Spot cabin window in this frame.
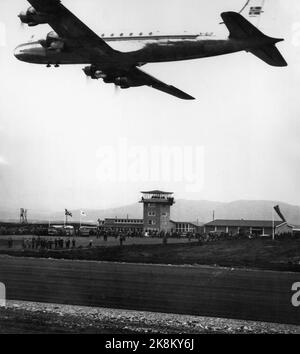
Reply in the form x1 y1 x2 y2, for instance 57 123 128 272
101 34 105 37
139 32 143 36
129 33 133 36
149 32 153 36
110 33 114 37
120 33 124 36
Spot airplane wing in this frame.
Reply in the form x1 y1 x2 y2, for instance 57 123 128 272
127 68 195 100
26 0 117 56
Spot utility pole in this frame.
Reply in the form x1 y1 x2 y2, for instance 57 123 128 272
272 207 275 241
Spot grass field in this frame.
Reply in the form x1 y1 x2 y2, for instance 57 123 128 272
1 236 300 272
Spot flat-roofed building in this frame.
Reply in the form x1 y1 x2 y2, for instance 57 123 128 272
101 218 144 233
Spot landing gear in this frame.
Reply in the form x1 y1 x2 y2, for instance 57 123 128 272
46 63 60 68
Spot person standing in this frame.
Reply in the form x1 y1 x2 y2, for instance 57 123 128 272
8 237 13 248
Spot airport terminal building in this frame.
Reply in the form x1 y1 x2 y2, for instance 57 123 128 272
99 190 201 235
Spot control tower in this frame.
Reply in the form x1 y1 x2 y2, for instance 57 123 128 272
140 190 175 233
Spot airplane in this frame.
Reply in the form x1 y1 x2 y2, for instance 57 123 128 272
14 0 287 100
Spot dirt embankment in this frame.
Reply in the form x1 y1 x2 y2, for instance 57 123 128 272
1 301 299 334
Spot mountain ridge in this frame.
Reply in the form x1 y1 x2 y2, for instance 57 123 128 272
1 199 300 225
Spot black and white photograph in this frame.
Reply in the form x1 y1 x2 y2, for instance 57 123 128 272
0 0 300 341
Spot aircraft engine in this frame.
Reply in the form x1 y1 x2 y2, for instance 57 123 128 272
18 6 48 26
83 65 107 80
114 77 131 89
46 31 65 50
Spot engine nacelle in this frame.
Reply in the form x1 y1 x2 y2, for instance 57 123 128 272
83 65 107 80
114 77 131 89
18 6 48 27
45 31 65 50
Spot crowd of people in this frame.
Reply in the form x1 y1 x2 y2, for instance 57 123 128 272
3 230 297 251
20 237 77 250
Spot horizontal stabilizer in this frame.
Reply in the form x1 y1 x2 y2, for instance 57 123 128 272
249 44 287 67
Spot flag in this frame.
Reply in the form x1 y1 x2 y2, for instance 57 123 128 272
65 209 73 217
80 210 87 217
274 205 286 223
249 6 264 16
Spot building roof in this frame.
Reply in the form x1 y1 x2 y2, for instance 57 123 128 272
275 222 294 229
104 218 143 224
141 190 173 195
205 219 282 228
170 220 199 227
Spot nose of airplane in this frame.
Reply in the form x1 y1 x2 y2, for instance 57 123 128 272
14 45 23 60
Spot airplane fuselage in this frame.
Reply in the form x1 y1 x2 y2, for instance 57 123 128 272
14 33 262 68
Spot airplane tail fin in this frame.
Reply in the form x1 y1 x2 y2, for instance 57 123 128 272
221 11 287 67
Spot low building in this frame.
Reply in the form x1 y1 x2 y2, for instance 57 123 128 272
204 219 282 236
100 218 144 234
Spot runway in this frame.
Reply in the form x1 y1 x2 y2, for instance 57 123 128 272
0 256 299 325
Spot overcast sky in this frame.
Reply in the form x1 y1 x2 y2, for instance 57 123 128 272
0 0 300 214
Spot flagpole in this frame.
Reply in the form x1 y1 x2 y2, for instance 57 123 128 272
80 211 81 229
272 207 275 241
